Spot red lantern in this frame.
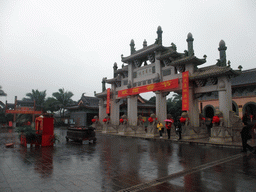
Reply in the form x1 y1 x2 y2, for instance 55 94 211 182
148 117 153 123
119 119 124 123
180 117 186 123
212 116 220 123
91 119 96 123
103 118 107 122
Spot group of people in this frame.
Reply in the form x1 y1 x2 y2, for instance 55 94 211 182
241 112 256 154
157 118 182 140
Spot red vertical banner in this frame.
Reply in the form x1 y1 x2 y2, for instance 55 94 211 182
182 71 189 111
106 88 110 114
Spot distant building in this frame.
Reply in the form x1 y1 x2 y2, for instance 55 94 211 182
67 94 155 126
66 94 99 126
199 68 256 119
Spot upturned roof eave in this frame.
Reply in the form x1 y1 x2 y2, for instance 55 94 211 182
170 56 206 66
121 44 167 63
156 50 182 60
106 77 121 84
95 91 107 98
190 66 241 80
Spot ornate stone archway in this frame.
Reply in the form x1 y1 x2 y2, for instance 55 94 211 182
96 26 241 139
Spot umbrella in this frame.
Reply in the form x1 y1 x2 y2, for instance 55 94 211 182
164 119 174 123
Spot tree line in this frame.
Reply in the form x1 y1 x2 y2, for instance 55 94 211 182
0 88 74 125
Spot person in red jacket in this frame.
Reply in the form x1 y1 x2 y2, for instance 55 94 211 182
165 118 174 139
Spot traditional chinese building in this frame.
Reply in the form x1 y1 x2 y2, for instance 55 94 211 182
96 26 241 130
66 94 99 126
67 93 155 126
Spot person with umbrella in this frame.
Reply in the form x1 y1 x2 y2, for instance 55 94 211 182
165 118 174 139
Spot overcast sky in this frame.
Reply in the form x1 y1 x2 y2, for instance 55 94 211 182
0 0 256 104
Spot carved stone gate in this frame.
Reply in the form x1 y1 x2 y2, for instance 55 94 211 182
96 26 241 142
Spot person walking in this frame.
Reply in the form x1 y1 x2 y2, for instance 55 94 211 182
240 123 256 153
165 118 174 139
157 121 164 138
174 119 182 140
242 112 250 125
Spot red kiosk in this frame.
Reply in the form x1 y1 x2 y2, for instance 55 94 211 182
35 115 54 147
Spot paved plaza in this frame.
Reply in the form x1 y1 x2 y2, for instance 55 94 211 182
1 127 256 192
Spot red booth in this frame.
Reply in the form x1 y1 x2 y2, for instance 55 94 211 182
35 115 54 147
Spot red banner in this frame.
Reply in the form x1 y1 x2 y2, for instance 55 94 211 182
118 78 179 97
182 71 189 111
5 109 42 114
106 88 110 114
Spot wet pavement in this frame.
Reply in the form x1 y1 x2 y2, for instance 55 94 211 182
1 127 256 192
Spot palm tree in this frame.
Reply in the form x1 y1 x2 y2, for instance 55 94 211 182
0 86 7 96
44 97 59 114
25 89 47 110
52 88 74 117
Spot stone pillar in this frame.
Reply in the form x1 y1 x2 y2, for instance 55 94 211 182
186 32 194 56
99 98 107 123
110 97 119 126
127 95 138 126
155 91 167 123
188 87 199 127
218 76 232 127
218 40 227 67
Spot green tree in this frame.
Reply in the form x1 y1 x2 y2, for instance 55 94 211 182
25 89 47 110
0 86 7 96
44 97 59 114
148 96 156 103
52 88 74 117
167 93 182 120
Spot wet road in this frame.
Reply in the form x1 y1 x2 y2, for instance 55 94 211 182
1 127 256 192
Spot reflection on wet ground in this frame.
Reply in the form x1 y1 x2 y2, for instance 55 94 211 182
1 127 256 192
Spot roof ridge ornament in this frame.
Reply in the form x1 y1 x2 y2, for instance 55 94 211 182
143 39 147 48
186 32 194 56
156 26 163 45
217 40 227 67
171 42 177 51
130 39 136 54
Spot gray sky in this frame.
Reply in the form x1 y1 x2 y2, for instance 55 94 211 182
1 0 256 103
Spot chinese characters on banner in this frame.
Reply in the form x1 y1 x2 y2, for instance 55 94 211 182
182 71 189 111
118 78 179 97
106 88 110 114
5 107 42 114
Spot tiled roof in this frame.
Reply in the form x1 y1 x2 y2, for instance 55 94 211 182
67 95 99 110
6 103 15 109
156 48 181 60
231 68 256 86
106 75 121 84
190 65 241 80
122 44 166 63
79 95 99 108
116 65 128 74
171 56 206 66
